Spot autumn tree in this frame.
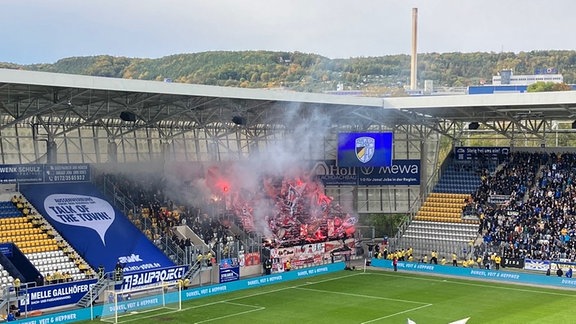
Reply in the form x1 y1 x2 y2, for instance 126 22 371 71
527 81 572 92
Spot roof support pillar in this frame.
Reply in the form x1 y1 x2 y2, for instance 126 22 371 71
46 140 57 164
419 138 428 203
107 140 117 163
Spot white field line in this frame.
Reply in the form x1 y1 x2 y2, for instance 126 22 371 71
294 285 432 324
361 304 433 324
152 272 365 323
369 271 576 297
293 286 430 305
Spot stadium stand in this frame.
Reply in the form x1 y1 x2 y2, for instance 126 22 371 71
94 171 224 268
0 194 95 285
477 152 576 262
394 151 576 268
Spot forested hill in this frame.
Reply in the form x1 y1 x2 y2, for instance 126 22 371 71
2 50 576 93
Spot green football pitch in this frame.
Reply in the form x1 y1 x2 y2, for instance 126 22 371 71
81 268 576 324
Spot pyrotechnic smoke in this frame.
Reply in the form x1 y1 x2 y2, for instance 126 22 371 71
101 101 355 244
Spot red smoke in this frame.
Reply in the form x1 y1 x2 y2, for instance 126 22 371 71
205 165 356 247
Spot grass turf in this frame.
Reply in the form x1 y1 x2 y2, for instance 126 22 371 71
81 268 576 324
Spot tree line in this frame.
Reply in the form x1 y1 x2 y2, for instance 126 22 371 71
3 50 576 94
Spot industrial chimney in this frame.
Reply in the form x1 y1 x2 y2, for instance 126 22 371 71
410 8 418 91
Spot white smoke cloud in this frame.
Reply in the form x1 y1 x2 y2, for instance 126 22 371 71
99 101 343 243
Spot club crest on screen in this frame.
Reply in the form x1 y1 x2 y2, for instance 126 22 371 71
355 136 375 163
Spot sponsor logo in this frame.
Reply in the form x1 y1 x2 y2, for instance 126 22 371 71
122 266 187 290
119 254 143 264
360 167 374 175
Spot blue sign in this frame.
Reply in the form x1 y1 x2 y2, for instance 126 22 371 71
19 279 97 312
358 159 420 186
313 160 420 186
0 243 12 257
44 164 91 182
337 132 393 168
371 259 576 290
219 266 240 283
0 164 91 184
0 164 44 183
20 182 175 274
14 309 90 324
454 147 510 161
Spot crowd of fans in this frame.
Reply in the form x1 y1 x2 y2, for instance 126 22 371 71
466 151 576 263
101 166 359 255
224 173 357 247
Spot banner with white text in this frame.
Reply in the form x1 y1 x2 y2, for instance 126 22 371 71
20 183 175 274
0 163 90 183
19 279 97 312
313 159 420 186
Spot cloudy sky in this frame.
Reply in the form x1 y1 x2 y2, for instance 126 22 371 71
3 0 575 64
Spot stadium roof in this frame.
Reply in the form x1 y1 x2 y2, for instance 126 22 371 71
1 68 576 135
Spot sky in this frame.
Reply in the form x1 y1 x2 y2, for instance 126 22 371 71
3 0 576 65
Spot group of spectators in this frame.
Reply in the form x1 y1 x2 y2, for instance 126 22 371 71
465 151 576 263
223 172 357 247
99 171 237 262
101 167 359 259
373 243 506 270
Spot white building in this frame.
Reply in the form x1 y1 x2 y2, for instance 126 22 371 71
492 69 563 86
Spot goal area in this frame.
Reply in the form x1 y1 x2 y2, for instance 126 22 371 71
98 281 182 323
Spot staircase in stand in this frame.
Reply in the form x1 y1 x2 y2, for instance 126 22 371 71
0 291 26 311
183 261 202 281
76 276 123 308
396 192 480 259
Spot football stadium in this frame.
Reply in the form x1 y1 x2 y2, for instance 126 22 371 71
1 68 576 323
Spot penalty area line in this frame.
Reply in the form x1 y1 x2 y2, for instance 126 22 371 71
221 301 266 309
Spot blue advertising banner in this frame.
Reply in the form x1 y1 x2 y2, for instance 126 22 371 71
313 160 420 186
20 183 175 274
371 259 576 290
357 159 420 186
184 263 343 301
19 279 97 312
454 147 510 161
44 164 91 182
0 164 43 183
219 266 240 283
0 164 91 184
14 308 90 324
